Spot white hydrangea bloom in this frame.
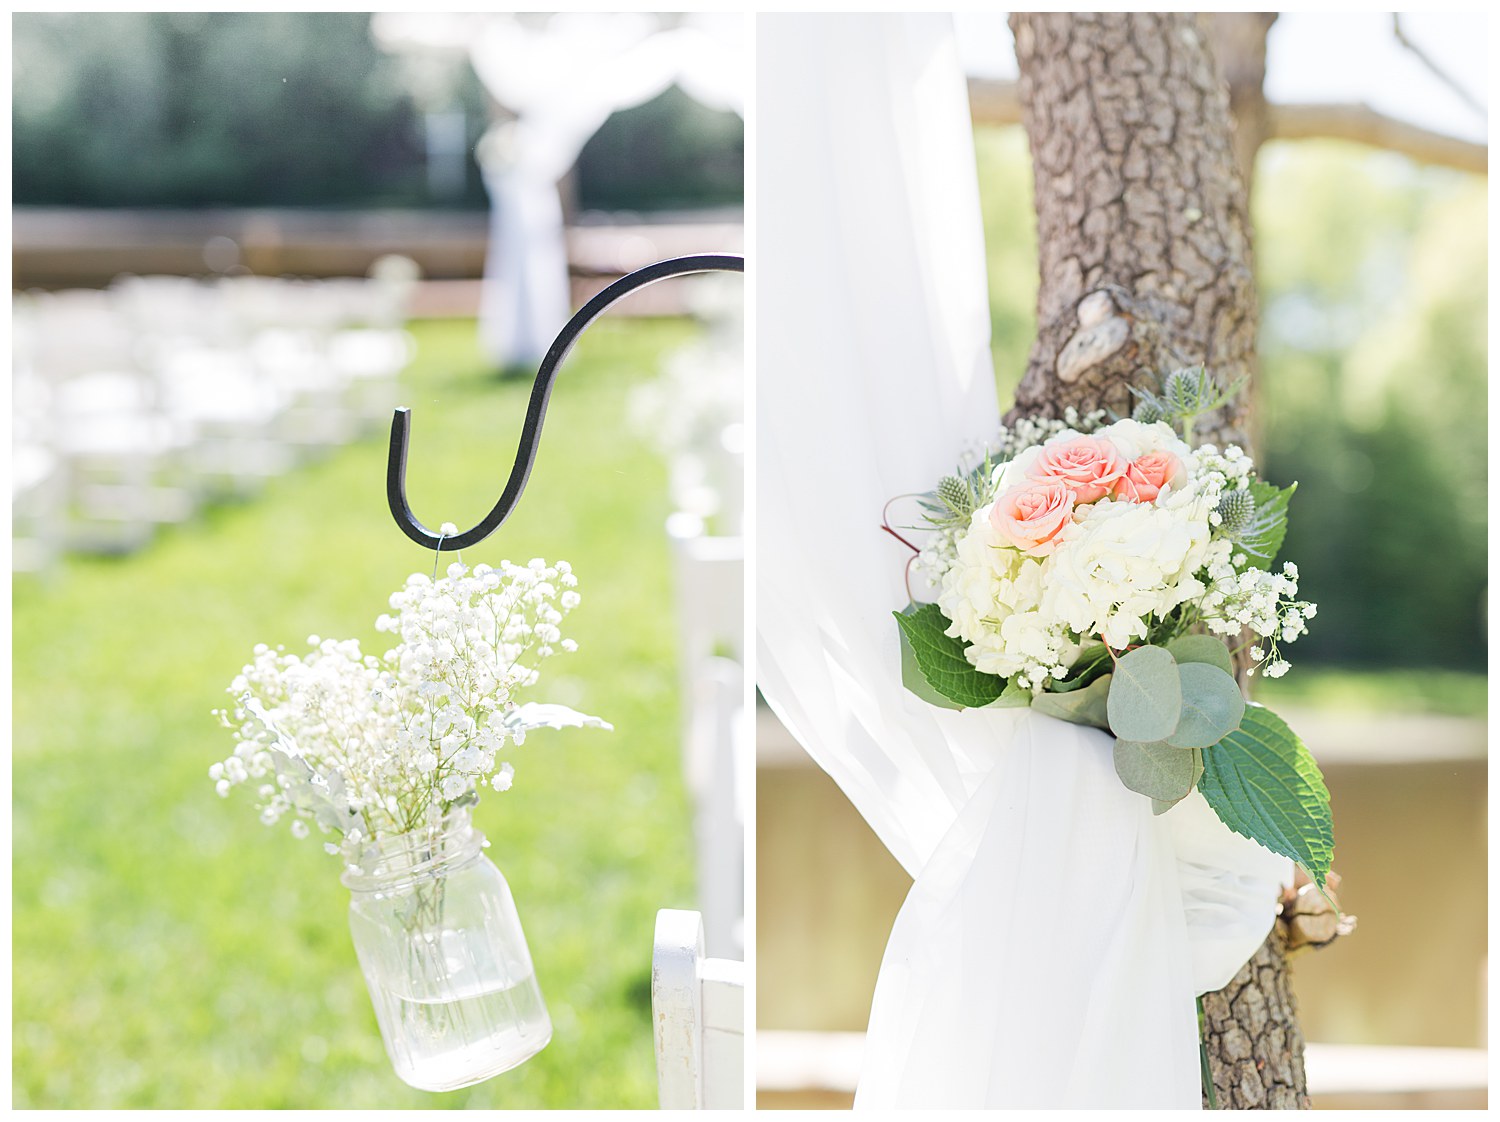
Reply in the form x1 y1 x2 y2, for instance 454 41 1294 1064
1042 495 1213 649
1096 418 1193 463
937 508 1083 686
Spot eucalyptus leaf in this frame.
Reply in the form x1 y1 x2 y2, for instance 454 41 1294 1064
1032 673 1112 731
1150 749 1205 816
1165 634 1234 676
1114 737 1196 801
893 603 1005 709
1168 663 1247 749
1198 704 1334 891
1107 645 1181 742
985 679 1035 708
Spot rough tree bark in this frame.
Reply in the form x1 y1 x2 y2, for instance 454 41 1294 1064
1008 12 1309 1109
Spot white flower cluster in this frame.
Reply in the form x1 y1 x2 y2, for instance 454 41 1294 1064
926 416 1314 691
913 525 964 588
1194 442 1253 525
989 407 1109 464
1201 557 1315 678
212 559 589 853
936 513 1084 688
1037 487 1217 649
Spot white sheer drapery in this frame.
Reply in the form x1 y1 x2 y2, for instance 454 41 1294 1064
756 13 1291 1109
467 14 744 367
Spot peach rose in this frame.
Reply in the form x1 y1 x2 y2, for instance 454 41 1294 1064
990 478 1077 555
1113 450 1186 503
1030 435 1126 504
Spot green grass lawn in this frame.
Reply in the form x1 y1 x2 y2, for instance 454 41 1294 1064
1256 666 1487 719
13 316 702 1109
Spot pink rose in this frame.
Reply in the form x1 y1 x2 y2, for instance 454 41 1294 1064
1030 435 1126 504
1113 450 1186 503
990 479 1077 555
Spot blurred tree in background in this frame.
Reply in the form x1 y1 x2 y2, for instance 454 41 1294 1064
13 13 433 208
578 84 745 212
1255 144 1486 669
12 12 743 212
976 128 1486 673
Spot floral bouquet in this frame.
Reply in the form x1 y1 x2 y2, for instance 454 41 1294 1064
893 369 1334 894
212 554 609 1090
212 557 607 849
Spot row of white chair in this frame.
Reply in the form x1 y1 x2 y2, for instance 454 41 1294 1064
12 267 419 570
653 292 748 1105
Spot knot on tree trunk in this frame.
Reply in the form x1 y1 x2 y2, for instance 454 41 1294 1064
1280 869 1357 953
1057 291 1131 383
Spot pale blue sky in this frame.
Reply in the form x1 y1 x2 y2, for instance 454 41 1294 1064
954 12 1487 146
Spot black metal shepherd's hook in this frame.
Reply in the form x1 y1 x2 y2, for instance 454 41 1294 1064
387 253 744 551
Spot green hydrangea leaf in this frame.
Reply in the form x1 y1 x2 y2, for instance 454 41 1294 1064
1165 634 1234 676
894 603 1005 709
1114 737 1196 801
985 680 1034 708
1240 480 1296 570
1050 644 1111 693
1168 663 1247 749
1033 673 1112 730
1198 703 1334 890
1107 645 1181 741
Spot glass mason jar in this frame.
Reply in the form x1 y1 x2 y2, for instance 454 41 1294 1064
341 805 551 1091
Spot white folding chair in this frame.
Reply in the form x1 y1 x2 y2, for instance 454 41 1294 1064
327 327 412 429
667 515 745 958
652 908 745 1110
23 289 203 553
154 343 294 497
666 514 744 672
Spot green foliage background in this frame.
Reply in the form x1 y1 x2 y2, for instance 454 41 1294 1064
11 13 744 212
974 128 1488 672
12 318 701 1108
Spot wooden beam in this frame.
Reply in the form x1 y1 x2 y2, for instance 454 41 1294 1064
1270 101 1487 175
967 78 1488 175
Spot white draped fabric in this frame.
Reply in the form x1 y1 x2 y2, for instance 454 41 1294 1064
756 13 1292 1109
467 14 745 367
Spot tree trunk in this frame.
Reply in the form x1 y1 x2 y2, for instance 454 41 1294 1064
1008 12 1307 1109
1202 924 1311 1108
1007 12 1254 451
1201 13 1279 190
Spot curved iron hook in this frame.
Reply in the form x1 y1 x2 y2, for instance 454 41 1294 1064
387 253 744 551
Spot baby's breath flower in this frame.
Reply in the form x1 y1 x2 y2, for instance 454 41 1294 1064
213 559 595 852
